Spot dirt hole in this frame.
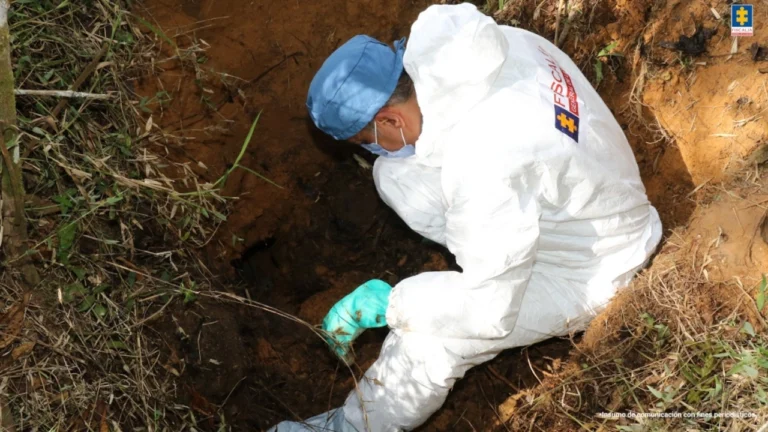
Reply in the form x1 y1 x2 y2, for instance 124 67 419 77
130 0 757 429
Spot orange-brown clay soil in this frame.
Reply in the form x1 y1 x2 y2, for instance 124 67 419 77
134 0 768 430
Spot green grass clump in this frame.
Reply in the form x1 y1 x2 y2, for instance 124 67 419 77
1 0 234 429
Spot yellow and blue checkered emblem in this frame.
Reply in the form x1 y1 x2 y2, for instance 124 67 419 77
731 4 754 36
554 105 579 142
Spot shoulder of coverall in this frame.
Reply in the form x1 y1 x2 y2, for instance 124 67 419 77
405 3 509 165
372 157 440 190
373 157 444 202
372 157 448 247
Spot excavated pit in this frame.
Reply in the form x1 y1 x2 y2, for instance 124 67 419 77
128 0 750 429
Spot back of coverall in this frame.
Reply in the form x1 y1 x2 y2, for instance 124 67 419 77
275 4 662 431
342 4 662 430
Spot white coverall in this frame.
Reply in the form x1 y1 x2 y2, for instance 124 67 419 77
273 3 662 431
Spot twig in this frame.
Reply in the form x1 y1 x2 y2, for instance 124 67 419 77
245 52 303 88
14 89 115 100
219 376 247 409
525 349 544 385
0 123 38 285
56 42 109 111
747 210 767 266
554 0 566 47
488 365 520 392
557 4 579 47
250 381 304 422
0 124 24 218
478 377 512 432
130 296 173 328
738 196 768 210
31 337 88 365
734 276 768 328
686 177 712 197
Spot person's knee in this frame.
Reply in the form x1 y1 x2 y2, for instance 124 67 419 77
343 332 501 431
384 332 495 390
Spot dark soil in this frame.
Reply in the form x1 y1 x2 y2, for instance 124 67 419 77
147 149 577 430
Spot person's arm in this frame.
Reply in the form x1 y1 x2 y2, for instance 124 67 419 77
373 158 447 246
386 163 540 339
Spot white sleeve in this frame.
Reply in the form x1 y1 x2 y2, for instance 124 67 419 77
385 161 540 340
373 158 446 246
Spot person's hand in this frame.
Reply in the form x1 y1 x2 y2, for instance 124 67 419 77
321 279 392 363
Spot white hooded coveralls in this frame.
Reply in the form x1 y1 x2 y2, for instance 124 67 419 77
272 3 662 431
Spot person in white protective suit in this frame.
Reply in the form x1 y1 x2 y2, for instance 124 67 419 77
270 3 662 431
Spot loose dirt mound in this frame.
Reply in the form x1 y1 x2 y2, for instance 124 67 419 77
497 178 768 431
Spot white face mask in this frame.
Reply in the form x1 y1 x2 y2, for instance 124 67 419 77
361 123 415 158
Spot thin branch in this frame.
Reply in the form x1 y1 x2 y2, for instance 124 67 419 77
13 89 115 100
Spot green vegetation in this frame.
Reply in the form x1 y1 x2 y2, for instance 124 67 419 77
594 40 622 86
0 0 231 428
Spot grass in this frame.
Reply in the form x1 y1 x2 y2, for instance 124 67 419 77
213 111 284 190
594 40 621 86
0 0 240 429
501 222 768 431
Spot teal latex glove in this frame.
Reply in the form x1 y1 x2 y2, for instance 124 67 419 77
321 279 392 363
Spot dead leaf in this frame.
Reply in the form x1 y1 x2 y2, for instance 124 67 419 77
11 341 35 360
0 396 16 432
96 399 109 432
760 214 768 246
607 388 624 411
162 344 183 377
0 293 31 349
95 61 114 70
54 160 93 181
49 391 70 405
28 376 47 391
162 363 180 377
188 386 215 417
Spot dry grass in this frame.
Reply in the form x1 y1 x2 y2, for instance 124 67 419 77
500 221 768 431
0 0 241 429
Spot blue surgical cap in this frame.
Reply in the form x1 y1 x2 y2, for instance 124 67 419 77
307 36 406 140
